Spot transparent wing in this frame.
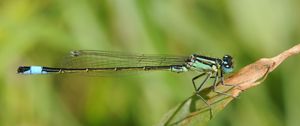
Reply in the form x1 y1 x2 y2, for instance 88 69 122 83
60 50 188 69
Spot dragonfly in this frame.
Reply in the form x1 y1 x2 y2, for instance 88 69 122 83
17 50 234 118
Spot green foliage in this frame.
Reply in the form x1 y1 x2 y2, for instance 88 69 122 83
1 0 300 125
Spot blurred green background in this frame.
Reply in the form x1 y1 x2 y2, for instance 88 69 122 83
1 0 300 125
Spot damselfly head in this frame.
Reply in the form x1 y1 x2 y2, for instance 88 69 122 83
221 55 234 73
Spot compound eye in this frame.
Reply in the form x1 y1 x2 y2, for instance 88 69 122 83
223 55 232 60
223 61 228 65
222 55 233 68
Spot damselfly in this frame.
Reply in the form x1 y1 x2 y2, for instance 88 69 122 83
17 50 234 118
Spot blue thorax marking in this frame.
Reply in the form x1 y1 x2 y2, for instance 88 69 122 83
186 54 218 72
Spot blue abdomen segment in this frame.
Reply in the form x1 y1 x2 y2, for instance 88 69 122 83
17 66 48 74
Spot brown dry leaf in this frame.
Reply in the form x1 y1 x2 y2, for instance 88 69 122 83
158 44 300 126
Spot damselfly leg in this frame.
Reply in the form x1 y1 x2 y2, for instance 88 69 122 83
212 72 237 98
192 72 236 119
192 73 206 91
192 72 213 119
